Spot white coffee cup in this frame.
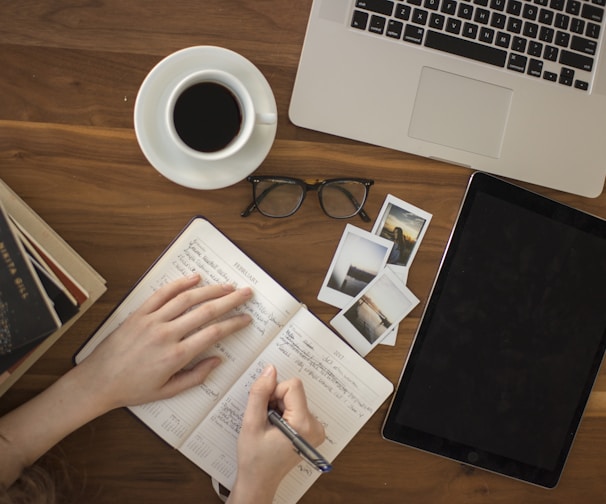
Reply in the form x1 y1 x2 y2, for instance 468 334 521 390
166 69 276 162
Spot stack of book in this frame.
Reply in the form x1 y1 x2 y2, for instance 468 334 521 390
0 178 106 396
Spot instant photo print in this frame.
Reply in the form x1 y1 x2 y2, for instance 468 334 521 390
318 225 393 309
331 268 419 357
371 195 432 278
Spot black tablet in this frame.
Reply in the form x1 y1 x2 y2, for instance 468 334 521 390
382 172 606 488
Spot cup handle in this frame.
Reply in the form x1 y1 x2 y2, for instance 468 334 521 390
256 112 277 125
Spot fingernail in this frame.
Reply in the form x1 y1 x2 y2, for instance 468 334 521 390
222 283 236 292
261 364 275 377
240 286 253 297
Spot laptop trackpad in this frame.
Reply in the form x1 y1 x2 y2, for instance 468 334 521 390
409 67 513 158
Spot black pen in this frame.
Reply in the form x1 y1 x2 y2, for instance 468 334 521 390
267 409 332 473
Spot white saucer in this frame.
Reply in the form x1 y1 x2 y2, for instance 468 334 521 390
134 46 277 190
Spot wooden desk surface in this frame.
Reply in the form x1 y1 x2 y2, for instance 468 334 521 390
1 2 605 502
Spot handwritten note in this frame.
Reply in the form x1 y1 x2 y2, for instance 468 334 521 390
180 309 393 504
76 218 301 447
75 218 393 504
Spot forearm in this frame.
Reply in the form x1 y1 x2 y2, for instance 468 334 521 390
0 278 254 488
0 364 112 487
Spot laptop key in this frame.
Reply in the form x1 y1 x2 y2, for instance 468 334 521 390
565 0 581 15
539 8 554 24
544 44 559 60
463 21 480 37
550 0 565 10
424 30 507 66
480 26 496 42
351 10 370 29
441 0 458 14
395 4 412 19
555 13 570 29
574 79 589 90
430 13 447 28
355 0 395 15
496 31 512 46
581 3 604 22
491 12 507 28
412 8 430 24
446 17 463 33
559 49 594 70
559 67 574 85
528 40 543 56
507 52 527 71
571 35 597 55
555 30 570 46
507 0 522 15
404 24 425 42
543 70 558 80
528 58 543 76
512 35 527 51
586 22 600 39
369 14 387 33
387 19 405 37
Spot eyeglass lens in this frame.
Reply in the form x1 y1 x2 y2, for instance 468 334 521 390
253 178 369 218
254 179 305 217
320 180 368 218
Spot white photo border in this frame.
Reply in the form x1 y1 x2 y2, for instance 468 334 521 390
330 267 419 357
318 224 393 309
371 194 433 271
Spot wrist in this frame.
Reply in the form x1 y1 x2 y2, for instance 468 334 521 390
227 474 281 504
57 364 117 420
69 358 123 414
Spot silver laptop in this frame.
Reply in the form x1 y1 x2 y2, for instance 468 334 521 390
289 0 606 197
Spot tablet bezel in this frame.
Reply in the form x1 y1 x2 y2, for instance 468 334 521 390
382 172 606 488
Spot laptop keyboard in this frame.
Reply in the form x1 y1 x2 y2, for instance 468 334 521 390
351 0 604 91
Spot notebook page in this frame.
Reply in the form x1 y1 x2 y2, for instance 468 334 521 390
180 308 394 504
75 217 301 447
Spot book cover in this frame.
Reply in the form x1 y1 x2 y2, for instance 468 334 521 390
0 202 61 355
0 177 106 395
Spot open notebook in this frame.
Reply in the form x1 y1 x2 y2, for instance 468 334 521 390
75 217 393 504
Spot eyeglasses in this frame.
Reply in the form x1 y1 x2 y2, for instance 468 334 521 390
241 176 374 221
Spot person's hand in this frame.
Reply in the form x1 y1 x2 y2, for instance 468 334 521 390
228 365 326 504
0 274 253 487
77 274 253 411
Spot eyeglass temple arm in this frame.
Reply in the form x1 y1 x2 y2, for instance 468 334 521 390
240 200 257 217
357 207 371 222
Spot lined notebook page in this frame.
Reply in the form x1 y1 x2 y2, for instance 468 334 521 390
180 308 394 504
75 218 302 447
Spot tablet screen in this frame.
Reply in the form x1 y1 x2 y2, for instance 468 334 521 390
382 173 606 488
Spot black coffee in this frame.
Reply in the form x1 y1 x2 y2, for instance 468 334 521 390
173 82 242 153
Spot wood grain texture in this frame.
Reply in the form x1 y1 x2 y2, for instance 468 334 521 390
1 1 605 502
